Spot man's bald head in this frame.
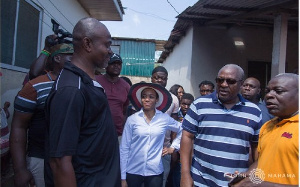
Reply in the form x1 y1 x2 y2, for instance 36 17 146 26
70 17 112 71
218 64 245 81
246 77 260 88
265 73 298 119
274 73 299 87
72 17 110 52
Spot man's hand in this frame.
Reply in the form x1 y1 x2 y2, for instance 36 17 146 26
181 172 194 187
232 176 255 187
121 179 128 187
3 101 10 118
4 101 10 109
162 147 175 156
44 34 58 50
14 168 35 187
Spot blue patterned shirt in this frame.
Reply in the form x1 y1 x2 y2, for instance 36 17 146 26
182 92 262 187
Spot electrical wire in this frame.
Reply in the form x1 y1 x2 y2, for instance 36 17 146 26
127 7 175 22
166 0 179 15
35 0 73 31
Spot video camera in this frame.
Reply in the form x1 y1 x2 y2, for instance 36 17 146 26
47 19 72 45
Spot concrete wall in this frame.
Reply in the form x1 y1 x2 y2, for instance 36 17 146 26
190 26 274 97
191 26 298 98
32 0 89 49
163 28 194 96
163 25 298 99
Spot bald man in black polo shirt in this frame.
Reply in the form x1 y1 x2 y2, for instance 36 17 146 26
45 18 121 187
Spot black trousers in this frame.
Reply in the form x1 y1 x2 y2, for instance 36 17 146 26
126 172 163 187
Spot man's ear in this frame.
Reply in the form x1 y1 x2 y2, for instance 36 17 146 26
53 55 61 64
83 37 92 53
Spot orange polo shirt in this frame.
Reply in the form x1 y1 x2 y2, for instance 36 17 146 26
257 114 299 185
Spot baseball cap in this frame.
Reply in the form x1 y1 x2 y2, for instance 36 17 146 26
50 43 74 57
109 53 122 64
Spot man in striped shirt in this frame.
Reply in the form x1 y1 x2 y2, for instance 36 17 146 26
10 43 73 187
180 64 262 187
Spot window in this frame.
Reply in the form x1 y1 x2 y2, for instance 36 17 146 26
1 0 41 70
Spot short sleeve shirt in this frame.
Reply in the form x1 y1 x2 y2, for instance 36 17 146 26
96 75 130 136
257 114 298 185
14 72 55 158
45 62 121 187
182 92 262 186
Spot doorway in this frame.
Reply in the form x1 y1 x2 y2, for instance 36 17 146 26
247 61 271 100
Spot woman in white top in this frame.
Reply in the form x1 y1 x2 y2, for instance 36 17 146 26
120 82 182 187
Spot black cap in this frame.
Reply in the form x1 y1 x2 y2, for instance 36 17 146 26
109 53 122 64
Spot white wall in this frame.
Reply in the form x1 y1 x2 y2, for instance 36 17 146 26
190 26 275 98
190 25 298 98
165 25 298 99
190 26 273 98
163 28 194 96
32 0 89 49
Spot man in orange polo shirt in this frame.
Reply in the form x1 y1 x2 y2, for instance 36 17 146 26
234 73 298 186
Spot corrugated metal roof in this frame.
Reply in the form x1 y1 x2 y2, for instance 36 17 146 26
158 0 298 63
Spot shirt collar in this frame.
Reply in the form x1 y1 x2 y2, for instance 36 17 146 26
275 113 299 125
92 80 104 89
137 108 163 116
64 61 93 85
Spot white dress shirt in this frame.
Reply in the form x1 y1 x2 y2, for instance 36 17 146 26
163 93 180 147
120 109 182 179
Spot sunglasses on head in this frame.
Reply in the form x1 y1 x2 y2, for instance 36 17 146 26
215 77 242 85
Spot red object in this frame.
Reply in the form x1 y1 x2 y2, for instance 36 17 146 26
281 132 293 139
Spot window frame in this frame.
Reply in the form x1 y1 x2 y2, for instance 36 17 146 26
1 0 42 72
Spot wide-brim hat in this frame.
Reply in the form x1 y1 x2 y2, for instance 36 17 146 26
128 82 172 113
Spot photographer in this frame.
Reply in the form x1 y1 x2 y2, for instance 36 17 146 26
28 34 58 81
23 19 72 85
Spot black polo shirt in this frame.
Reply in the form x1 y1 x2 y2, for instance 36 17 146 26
45 62 121 187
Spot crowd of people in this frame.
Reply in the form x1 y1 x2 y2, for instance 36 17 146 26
0 17 298 187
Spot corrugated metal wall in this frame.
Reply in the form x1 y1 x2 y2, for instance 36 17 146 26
112 39 155 77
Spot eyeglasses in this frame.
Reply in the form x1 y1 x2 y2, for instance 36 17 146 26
215 77 242 85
